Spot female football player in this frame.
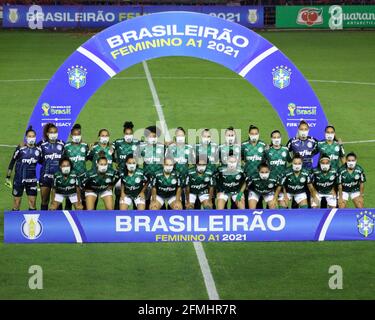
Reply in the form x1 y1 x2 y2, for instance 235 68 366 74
279 154 320 208
149 157 182 210
317 125 345 170
218 126 241 166
81 152 119 210
38 123 65 210
49 157 83 210
311 154 338 208
119 154 148 210
247 162 281 209
87 128 114 168
6 126 42 211
338 152 366 208
185 158 214 209
265 130 291 179
215 155 246 210
113 121 140 210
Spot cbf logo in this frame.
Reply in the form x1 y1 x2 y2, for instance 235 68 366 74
272 66 292 89
8 8 19 23
21 214 43 240
356 210 375 238
67 66 87 89
41 103 50 116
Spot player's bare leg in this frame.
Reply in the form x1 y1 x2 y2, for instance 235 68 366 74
73 202 83 210
40 186 51 210
102 195 113 210
12 196 22 211
248 199 258 209
27 195 36 210
352 196 364 208
201 199 212 209
235 198 245 209
85 195 97 210
216 195 227 210
49 201 61 210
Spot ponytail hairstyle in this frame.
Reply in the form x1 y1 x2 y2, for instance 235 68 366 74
248 124 259 133
43 123 57 140
71 123 81 134
96 150 108 163
123 121 134 133
25 125 36 136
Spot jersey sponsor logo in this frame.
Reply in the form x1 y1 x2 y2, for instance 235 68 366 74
70 155 85 162
21 158 38 165
356 211 375 238
270 159 285 166
272 65 291 89
21 214 43 240
246 154 262 161
44 153 61 160
67 65 87 89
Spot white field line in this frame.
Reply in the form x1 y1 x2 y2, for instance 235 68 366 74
1 139 375 149
142 60 220 301
0 77 375 86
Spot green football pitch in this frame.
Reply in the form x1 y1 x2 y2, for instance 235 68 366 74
0 30 374 299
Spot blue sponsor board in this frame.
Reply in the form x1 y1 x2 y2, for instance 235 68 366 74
3 5 264 29
4 209 375 243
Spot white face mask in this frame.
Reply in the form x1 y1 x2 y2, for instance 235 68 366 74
202 137 211 144
164 165 174 173
272 138 281 146
176 136 185 144
225 136 235 145
325 133 335 141
293 164 302 172
259 172 270 180
97 164 108 173
126 163 136 172
227 161 237 170
320 163 330 171
72 135 81 144
347 160 356 169
61 166 71 175
148 137 157 145
48 132 58 141
249 134 259 143
124 134 133 143
99 136 109 145
298 130 309 139
197 165 207 173
26 137 36 145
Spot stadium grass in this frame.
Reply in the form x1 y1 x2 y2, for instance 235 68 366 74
0 30 374 299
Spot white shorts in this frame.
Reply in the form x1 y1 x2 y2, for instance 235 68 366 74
120 195 146 206
54 193 78 204
248 191 275 203
311 193 337 207
188 193 210 204
217 192 242 202
280 192 307 204
156 195 177 206
85 190 113 198
342 191 361 201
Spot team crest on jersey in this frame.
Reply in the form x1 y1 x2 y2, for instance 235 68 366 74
80 147 86 153
70 179 76 184
171 179 177 184
135 177 141 183
272 66 292 89
335 146 340 152
236 174 241 180
307 142 313 148
356 211 375 238
35 150 40 157
204 177 210 182
355 174 360 180
21 214 43 240
105 178 111 183
282 151 287 157
132 145 137 151
329 175 335 181
258 147 263 153
57 145 63 151
268 183 274 188
67 66 87 89
300 177 306 183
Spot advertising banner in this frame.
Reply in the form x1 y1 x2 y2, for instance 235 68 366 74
4 209 375 243
276 5 375 29
3 5 264 29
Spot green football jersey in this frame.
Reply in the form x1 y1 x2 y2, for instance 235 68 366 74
53 171 79 195
317 141 345 169
139 142 165 179
87 144 114 168
120 168 147 198
214 166 245 194
247 173 279 195
312 168 338 194
112 138 140 172
63 142 89 176
218 143 241 166
241 140 266 177
338 164 366 193
152 171 181 199
195 142 219 173
186 167 214 195
166 143 195 186
264 146 291 179
280 167 311 195
81 167 119 193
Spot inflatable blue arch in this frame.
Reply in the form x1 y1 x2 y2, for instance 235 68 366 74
27 11 327 141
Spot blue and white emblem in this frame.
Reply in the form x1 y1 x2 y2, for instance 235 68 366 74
356 211 375 238
67 65 87 89
272 66 292 89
